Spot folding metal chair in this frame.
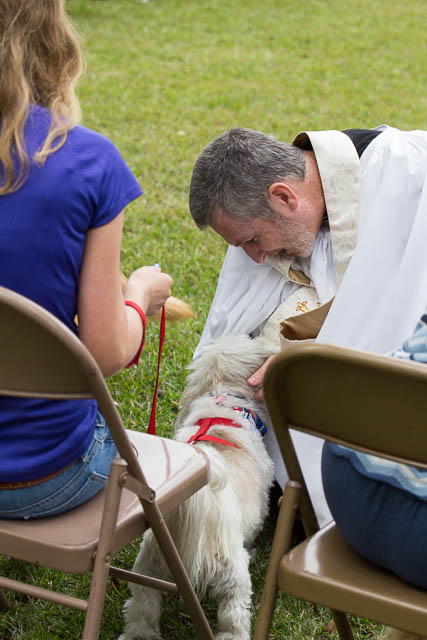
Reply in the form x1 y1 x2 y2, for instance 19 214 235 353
0 286 214 639
254 342 427 639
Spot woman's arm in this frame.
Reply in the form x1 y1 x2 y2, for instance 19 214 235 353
77 210 172 376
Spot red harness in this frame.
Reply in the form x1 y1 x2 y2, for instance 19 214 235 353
188 417 242 449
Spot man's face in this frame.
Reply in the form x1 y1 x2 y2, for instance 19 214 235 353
211 210 316 264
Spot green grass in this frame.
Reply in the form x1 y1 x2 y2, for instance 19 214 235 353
1 0 426 636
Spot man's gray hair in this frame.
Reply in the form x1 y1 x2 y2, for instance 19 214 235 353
189 127 306 228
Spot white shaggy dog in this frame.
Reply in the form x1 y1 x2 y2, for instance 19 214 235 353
119 334 277 640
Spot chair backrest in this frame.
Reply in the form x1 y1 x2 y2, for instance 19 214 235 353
263 342 427 533
0 287 215 640
0 286 144 482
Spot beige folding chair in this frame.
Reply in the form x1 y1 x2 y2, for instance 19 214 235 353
0 286 214 639
254 342 427 640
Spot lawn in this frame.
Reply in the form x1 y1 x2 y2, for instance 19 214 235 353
0 0 426 637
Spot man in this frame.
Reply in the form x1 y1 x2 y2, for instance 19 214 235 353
189 125 427 525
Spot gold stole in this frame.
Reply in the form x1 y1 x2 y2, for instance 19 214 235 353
259 262 333 349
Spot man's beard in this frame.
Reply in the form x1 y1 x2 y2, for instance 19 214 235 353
275 216 316 259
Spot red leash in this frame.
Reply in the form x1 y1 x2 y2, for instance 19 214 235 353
147 305 166 435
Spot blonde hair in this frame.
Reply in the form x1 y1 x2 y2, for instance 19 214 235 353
0 0 83 194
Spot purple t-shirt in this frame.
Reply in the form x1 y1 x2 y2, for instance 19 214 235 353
0 106 142 481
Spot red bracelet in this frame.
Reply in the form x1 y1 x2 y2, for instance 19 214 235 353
124 300 146 367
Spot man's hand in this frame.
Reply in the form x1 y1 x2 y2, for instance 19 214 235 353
247 354 277 403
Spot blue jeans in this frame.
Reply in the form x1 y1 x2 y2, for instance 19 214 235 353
0 413 117 520
322 440 427 589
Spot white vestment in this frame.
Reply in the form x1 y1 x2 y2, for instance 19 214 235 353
195 125 427 526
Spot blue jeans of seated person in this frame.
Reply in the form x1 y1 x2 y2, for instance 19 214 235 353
321 440 427 589
0 413 117 520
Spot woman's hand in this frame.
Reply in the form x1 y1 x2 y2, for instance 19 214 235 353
124 265 173 316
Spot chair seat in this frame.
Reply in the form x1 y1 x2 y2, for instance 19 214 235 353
0 431 209 573
279 521 427 635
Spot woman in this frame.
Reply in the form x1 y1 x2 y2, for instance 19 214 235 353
0 0 172 518
322 316 427 640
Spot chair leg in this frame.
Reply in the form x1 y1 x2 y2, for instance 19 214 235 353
253 481 301 640
82 459 126 640
331 609 354 640
0 587 9 611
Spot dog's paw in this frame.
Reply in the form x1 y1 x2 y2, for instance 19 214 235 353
118 624 162 640
215 633 250 640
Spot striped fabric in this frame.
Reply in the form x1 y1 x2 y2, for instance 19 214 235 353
334 313 427 500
